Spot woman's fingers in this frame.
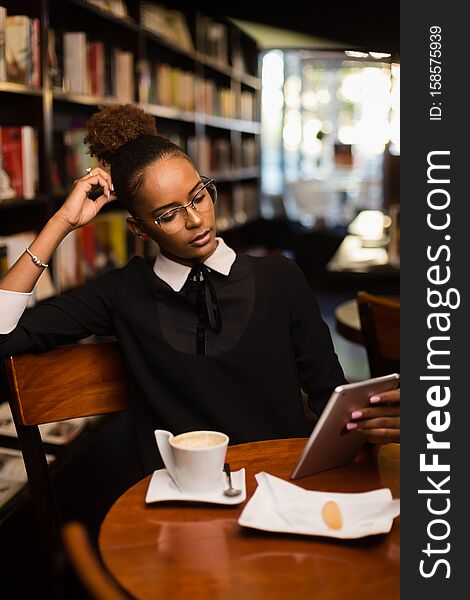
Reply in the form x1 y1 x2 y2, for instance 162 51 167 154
350 406 400 420
82 166 111 183
79 167 113 195
347 416 400 442
346 388 401 445
349 416 400 431
369 389 400 405
75 173 112 197
93 190 118 212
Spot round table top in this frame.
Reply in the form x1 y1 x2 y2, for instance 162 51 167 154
99 438 400 600
335 298 363 345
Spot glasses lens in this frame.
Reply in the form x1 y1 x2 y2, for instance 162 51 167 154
158 180 217 234
159 208 186 234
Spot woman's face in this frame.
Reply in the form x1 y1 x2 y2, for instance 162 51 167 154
129 156 218 263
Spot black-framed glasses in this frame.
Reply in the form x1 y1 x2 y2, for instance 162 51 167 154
135 176 217 234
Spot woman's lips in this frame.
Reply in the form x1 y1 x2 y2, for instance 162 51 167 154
190 230 211 247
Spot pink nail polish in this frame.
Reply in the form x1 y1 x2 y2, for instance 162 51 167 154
346 422 357 430
370 395 381 403
351 411 362 419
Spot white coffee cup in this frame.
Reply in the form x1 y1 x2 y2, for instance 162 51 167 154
155 429 229 494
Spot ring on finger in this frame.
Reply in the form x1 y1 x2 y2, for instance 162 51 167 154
86 167 96 176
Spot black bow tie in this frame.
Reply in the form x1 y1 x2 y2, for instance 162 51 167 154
183 262 223 332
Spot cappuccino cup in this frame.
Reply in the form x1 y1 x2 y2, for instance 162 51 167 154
155 429 229 494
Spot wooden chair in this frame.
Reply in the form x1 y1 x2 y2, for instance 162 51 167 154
356 291 400 377
61 520 130 600
0 341 130 555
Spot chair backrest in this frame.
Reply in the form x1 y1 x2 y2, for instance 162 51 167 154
61 520 130 600
356 291 400 378
0 341 130 554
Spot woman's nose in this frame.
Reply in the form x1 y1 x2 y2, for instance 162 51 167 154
185 205 203 226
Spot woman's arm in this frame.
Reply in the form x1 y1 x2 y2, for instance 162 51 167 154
1 167 115 294
285 257 400 444
0 167 118 357
285 257 347 417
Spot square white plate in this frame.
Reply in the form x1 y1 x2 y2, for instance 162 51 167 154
145 467 246 505
238 474 400 539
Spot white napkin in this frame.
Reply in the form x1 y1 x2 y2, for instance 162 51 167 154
238 472 400 539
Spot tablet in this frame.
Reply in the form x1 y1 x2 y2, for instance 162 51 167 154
290 373 400 479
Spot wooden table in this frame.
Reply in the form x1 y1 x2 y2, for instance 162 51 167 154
99 438 400 600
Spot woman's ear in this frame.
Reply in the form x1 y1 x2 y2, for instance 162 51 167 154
126 217 149 240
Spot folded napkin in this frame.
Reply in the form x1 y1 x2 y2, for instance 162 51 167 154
238 472 400 539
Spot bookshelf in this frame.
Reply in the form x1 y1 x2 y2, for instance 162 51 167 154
0 0 261 552
0 0 262 291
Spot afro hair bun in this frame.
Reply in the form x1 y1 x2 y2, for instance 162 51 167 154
84 104 158 165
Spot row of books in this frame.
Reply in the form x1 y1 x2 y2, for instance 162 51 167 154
48 28 134 101
138 62 257 120
86 0 129 19
187 135 259 174
140 1 194 52
0 8 41 86
53 211 136 292
197 79 237 120
0 126 39 201
0 213 133 299
215 182 260 231
139 3 249 74
139 61 195 111
49 127 258 194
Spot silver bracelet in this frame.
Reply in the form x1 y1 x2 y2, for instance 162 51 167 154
25 246 49 269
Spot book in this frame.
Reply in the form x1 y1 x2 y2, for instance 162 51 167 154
54 229 79 292
0 150 15 201
30 17 40 87
0 126 39 200
5 15 30 84
63 31 88 94
113 47 134 101
87 40 105 97
76 222 97 283
137 58 151 103
21 126 36 199
0 126 23 198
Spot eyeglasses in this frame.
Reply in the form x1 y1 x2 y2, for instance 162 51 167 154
135 176 217 234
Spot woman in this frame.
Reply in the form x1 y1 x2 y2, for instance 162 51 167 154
0 104 399 473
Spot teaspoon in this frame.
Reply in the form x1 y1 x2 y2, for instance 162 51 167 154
223 462 241 497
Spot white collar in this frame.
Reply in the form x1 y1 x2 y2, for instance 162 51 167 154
153 237 236 292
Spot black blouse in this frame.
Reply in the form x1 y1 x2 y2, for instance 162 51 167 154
0 254 347 474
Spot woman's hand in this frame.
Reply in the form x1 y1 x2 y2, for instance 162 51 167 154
347 388 400 444
55 167 117 231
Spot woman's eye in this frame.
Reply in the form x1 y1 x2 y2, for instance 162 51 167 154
193 194 205 204
159 212 177 223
